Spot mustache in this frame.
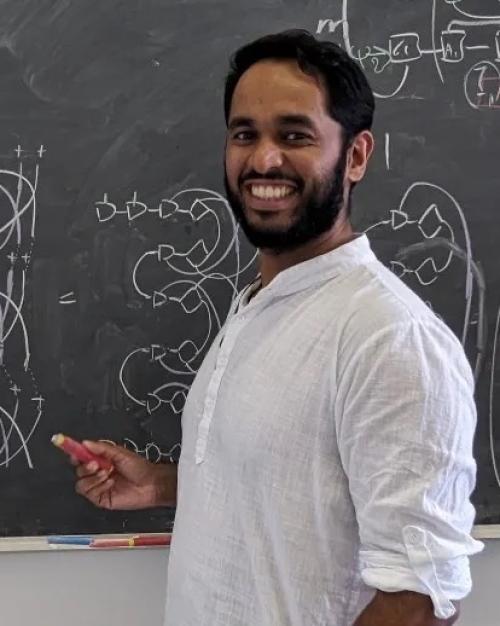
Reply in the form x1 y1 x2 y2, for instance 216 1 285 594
238 170 303 189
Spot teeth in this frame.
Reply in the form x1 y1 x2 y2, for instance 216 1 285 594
250 185 295 199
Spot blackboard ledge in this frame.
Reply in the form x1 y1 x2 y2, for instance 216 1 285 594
0 533 171 552
0 527 497 552
472 525 500 540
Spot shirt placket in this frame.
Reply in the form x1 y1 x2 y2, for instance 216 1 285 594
194 306 256 464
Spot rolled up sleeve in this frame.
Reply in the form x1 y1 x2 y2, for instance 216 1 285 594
335 317 484 619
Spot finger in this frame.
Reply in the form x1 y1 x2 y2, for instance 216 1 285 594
76 479 113 507
98 489 113 510
75 461 100 478
85 478 115 505
75 471 110 496
82 440 140 464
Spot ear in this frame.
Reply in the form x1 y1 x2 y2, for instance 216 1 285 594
346 130 375 184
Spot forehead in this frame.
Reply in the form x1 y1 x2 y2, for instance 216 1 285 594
229 59 330 121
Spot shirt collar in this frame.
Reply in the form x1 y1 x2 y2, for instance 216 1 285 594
244 234 375 305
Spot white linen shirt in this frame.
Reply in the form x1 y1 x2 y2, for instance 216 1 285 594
164 235 483 626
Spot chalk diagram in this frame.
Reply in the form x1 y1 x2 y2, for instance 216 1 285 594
94 187 255 462
489 305 500 490
362 177 500 492
317 0 500 109
0 145 44 469
317 0 500 490
364 180 485 378
99 437 181 464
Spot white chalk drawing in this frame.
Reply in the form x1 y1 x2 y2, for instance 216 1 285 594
316 1 500 492
464 60 500 109
0 146 44 469
96 437 180 464
489 306 500 489
59 291 76 305
95 186 256 462
123 439 181 464
364 177 500 486
364 180 485 380
98 179 490 466
316 0 500 109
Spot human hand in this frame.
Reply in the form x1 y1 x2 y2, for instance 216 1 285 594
73 440 174 510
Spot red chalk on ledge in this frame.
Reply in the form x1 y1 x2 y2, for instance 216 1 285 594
91 534 172 548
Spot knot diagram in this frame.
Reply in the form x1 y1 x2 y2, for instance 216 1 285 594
0 146 44 470
94 187 255 462
364 181 484 380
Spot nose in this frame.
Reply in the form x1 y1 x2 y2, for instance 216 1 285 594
249 139 284 174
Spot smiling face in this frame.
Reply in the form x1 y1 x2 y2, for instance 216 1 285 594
224 58 349 252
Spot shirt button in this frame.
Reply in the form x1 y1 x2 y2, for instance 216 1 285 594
406 529 421 546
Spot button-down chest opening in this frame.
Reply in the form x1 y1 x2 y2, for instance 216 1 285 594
194 297 261 464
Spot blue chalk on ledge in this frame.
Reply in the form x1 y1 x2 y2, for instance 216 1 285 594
47 536 93 546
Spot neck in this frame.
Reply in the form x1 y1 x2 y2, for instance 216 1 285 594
258 214 355 288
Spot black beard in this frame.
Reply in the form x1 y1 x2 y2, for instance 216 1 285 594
224 149 349 254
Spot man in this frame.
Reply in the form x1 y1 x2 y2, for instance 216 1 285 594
75 30 483 625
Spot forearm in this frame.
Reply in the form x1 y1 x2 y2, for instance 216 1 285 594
154 462 178 507
353 591 459 626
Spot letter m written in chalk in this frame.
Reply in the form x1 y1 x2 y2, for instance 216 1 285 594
316 19 343 35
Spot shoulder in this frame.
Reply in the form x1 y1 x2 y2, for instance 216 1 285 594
344 259 433 327
335 259 468 371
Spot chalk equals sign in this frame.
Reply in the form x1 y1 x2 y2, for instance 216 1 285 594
59 291 77 305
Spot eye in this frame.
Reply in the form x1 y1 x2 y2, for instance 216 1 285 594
282 131 311 143
231 130 255 142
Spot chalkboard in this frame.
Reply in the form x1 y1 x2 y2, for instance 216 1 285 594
1 0 499 537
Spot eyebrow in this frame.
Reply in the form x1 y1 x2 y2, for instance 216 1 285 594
227 117 254 131
277 114 316 130
228 114 317 131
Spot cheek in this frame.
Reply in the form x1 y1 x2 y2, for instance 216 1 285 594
287 150 326 184
316 153 343 184
225 148 244 187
